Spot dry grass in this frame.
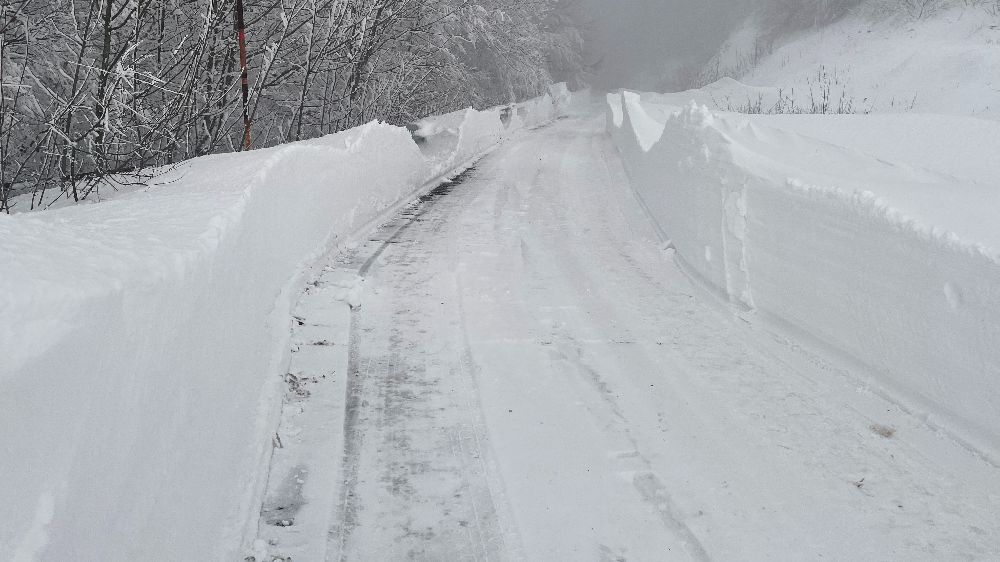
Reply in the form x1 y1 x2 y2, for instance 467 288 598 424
870 423 897 438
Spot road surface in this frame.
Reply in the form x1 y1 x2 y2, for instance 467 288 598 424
256 114 1000 561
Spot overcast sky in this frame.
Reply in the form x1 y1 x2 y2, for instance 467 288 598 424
578 0 750 89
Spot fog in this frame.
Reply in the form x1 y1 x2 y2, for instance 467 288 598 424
580 0 750 90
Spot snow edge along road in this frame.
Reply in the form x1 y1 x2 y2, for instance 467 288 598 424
605 90 1000 463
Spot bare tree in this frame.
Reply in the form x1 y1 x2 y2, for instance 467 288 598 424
0 0 585 212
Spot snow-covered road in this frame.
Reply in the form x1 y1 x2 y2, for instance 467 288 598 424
258 115 1000 561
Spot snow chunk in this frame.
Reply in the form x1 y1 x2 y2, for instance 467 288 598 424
680 101 715 128
606 93 624 128
319 270 365 309
621 92 665 151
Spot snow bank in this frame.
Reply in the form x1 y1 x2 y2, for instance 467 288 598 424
514 93 557 130
607 93 1000 456
0 88 568 560
547 82 572 114
455 107 506 164
606 93 623 129
0 123 426 562
498 83 581 133
621 91 665 151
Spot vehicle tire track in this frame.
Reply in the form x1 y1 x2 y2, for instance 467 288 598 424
328 168 513 561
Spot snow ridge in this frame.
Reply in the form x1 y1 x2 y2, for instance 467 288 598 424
607 91 1000 459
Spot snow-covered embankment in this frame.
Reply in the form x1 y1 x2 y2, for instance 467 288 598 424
0 91 561 561
607 91 1000 457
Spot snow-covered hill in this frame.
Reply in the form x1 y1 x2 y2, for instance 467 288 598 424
706 5 1000 117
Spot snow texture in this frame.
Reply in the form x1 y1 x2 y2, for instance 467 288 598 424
0 90 562 561
256 107 1000 561
737 8 1000 118
606 90 1000 458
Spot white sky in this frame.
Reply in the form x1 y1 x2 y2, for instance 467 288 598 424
579 0 750 89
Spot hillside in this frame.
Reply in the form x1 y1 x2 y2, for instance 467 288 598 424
704 3 1000 116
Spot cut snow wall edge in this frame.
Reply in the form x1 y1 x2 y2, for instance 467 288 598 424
607 93 1000 458
0 89 567 560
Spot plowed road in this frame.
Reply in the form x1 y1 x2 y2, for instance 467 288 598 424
255 115 1000 562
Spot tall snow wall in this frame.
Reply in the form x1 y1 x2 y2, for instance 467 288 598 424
0 89 564 562
606 93 1000 457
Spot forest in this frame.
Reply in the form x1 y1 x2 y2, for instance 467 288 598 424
0 0 586 209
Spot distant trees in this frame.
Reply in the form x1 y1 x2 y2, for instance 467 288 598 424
0 0 585 211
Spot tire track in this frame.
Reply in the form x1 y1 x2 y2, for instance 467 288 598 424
328 167 513 561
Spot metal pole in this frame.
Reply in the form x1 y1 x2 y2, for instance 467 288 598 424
235 0 252 150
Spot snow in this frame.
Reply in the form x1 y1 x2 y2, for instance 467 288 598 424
0 90 563 561
547 81 573 114
414 106 505 178
251 89 575 560
607 81 1000 457
621 91 664 150
254 262 356 562
255 111 1000 560
745 8 1000 117
513 93 557 130
598 6 1000 456
606 93 624 127
707 7 1000 117
4 5 1000 555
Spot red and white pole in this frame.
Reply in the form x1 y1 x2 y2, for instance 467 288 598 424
235 0 252 150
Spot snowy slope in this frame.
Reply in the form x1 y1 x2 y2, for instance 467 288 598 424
0 92 561 561
709 7 1000 117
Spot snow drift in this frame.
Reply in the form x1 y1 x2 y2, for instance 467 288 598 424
0 90 564 561
606 92 1000 457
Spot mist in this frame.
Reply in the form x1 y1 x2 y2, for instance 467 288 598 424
579 0 750 90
